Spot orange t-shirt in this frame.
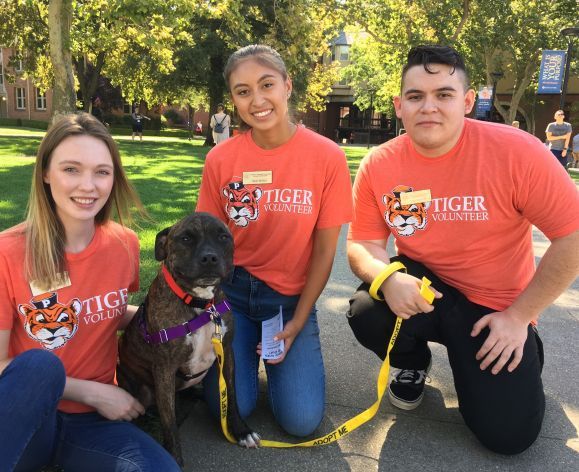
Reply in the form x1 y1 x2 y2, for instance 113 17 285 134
196 127 353 295
0 222 139 413
350 119 579 311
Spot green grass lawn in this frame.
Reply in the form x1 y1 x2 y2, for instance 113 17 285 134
0 127 368 305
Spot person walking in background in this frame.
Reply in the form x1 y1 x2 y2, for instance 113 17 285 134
346 45 579 455
545 110 572 167
571 133 579 169
197 44 352 437
210 104 231 145
131 107 151 141
0 113 179 470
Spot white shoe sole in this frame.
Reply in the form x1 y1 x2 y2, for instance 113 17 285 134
387 358 432 411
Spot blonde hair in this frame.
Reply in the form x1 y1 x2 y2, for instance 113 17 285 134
224 44 290 130
25 113 145 288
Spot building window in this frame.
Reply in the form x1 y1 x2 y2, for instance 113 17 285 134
0 61 4 85
334 45 349 62
15 58 24 72
36 89 46 110
16 87 26 110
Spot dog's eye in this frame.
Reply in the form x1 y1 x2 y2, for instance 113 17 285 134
219 234 230 242
181 235 191 242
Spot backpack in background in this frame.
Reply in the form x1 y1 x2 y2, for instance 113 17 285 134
213 114 227 133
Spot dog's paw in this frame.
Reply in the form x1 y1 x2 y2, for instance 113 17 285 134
238 432 261 448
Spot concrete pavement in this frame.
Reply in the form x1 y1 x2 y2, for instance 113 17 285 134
177 225 579 472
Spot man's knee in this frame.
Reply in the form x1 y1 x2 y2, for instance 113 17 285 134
347 283 395 359
474 417 543 455
465 399 545 455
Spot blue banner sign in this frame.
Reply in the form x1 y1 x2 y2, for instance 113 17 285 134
475 86 493 119
538 50 566 94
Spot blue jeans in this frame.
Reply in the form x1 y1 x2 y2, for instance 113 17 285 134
205 266 325 437
550 149 568 167
0 349 179 472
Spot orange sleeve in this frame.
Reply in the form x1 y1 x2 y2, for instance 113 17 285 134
516 144 579 240
349 153 392 241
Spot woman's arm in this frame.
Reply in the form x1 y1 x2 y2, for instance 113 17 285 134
118 303 139 330
1 330 144 421
0 330 11 375
265 226 341 365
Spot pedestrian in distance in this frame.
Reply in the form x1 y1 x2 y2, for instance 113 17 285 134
131 106 151 141
571 133 579 169
210 103 231 145
511 120 520 128
0 113 180 470
346 45 579 455
197 44 352 437
545 110 572 167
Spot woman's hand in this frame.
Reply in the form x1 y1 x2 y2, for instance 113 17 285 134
256 317 306 365
85 382 145 421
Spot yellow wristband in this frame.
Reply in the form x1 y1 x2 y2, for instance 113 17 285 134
369 262 407 301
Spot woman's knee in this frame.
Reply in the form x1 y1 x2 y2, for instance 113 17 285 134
11 349 65 395
275 403 324 437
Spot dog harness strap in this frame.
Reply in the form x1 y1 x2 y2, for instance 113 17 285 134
142 300 231 345
161 264 211 308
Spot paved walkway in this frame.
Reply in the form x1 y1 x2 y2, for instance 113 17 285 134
176 225 578 471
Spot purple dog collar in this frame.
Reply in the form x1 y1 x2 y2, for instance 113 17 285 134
141 300 230 345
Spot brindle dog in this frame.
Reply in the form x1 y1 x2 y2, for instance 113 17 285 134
118 212 259 467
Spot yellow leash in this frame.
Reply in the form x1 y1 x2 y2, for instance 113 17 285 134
211 274 433 448
211 316 402 448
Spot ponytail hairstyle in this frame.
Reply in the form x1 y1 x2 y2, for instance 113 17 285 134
25 112 145 289
223 44 290 131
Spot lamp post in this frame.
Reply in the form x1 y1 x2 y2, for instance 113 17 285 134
490 71 504 122
366 88 376 149
560 27 579 110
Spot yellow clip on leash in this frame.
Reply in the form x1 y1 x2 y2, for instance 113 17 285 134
211 272 435 448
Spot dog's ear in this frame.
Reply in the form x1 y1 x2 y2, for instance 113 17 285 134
154 227 171 261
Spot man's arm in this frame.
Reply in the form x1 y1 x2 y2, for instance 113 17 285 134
545 131 566 143
472 230 579 374
347 239 441 319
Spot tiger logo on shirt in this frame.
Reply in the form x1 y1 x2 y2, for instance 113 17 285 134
222 181 263 227
18 291 81 350
383 185 431 236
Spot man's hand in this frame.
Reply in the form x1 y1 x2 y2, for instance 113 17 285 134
471 310 529 375
87 383 145 421
381 271 442 319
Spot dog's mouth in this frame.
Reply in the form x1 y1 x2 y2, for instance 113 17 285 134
193 277 221 288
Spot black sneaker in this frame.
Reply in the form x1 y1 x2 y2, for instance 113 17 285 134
388 360 431 410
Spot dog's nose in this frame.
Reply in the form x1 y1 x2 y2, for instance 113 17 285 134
199 252 219 266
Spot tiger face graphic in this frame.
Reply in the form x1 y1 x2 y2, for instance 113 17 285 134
383 185 431 236
222 181 263 227
18 292 81 350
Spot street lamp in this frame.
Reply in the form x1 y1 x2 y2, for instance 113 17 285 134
560 27 579 110
490 71 504 122
366 88 376 149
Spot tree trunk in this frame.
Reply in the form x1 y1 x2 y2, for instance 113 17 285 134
48 0 76 125
203 55 226 147
75 52 106 111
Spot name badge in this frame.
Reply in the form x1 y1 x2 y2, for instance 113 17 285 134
30 272 72 296
400 189 432 206
243 171 272 185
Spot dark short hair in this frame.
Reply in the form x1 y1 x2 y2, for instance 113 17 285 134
401 45 470 90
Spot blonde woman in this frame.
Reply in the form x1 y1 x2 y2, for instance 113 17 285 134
0 113 179 470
